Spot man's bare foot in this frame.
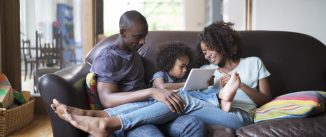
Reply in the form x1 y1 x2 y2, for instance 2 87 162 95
218 72 240 101
51 99 86 119
63 113 121 137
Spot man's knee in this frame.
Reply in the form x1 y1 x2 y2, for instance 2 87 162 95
176 115 205 130
167 115 206 137
126 124 164 137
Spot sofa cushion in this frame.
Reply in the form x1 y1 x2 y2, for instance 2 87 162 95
254 91 326 122
206 125 235 137
86 73 103 110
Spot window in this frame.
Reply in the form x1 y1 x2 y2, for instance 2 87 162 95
103 0 184 36
20 0 88 93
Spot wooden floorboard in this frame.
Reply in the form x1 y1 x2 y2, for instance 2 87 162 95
9 115 53 137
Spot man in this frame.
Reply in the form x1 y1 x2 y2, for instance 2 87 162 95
52 10 206 137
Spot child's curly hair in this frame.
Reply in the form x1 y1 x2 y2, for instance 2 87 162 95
157 41 194 72
196 21 242 66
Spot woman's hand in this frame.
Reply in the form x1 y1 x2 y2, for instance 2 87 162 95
207 76 215 86
218 69 231 88
150 88 184 114
219 73 230 88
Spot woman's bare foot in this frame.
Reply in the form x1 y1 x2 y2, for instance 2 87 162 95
218 72 240 101
63 113 121 137
220 100 232 112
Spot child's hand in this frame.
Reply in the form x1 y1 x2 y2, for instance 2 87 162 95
207 75 215 86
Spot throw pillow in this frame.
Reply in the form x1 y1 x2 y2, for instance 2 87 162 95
86 72 103 110
254 91 326 123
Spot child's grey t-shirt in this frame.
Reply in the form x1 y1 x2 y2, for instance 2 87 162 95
151 71 186 84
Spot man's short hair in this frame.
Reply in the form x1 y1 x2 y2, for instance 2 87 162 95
119 10 148 30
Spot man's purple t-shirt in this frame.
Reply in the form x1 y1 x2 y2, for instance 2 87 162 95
90 45 146 92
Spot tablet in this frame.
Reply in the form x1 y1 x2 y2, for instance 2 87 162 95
182 68 216 91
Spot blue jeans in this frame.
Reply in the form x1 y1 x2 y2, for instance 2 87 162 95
126 115 206 137
108 90 252 132
106 99 206 137
187 87 219 106
107 99 155 117
107 99 155 137
127 124 164 137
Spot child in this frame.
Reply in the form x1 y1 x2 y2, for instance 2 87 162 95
151 41 193 91
151 41 241 112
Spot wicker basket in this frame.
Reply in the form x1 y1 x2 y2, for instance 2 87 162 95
0 98 35 137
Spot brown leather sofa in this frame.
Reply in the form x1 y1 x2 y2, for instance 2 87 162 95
39 31 326 137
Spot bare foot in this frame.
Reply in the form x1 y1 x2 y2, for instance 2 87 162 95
218 72 240 101
51 99 86 118
220 100 232 112
63 113 120 137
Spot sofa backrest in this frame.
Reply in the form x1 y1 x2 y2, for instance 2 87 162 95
86 31 326 97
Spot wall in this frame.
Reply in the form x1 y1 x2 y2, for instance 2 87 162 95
81 0 95 61
0 0 21 90
253 0 326 45
222 0 246 30
0 20 2 72
205 0 223 26
223 0 326 45
184 0 205 31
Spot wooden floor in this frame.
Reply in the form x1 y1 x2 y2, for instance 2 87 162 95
9 115 53 137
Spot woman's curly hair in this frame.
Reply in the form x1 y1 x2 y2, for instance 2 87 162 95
156 41 194 72
196 21 242 66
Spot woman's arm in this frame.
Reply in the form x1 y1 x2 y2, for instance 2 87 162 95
153 77 185 91
240 78 272 106
219 68 272 106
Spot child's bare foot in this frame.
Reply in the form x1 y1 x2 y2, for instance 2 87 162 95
63 113 120 137
218 72 240 101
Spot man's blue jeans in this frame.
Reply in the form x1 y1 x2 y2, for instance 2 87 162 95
126 115 206 137
107 98 206 137
106 90 252 132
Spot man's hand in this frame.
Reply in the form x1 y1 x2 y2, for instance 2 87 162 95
150 88 185 114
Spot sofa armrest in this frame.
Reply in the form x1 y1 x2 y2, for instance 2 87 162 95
38 64 90 137
236 113 326 137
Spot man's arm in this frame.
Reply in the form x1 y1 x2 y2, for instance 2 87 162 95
97 82 185 113
97 82 152 108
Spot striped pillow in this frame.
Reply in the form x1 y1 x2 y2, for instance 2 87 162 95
86 73 103 110
254 91 326 123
